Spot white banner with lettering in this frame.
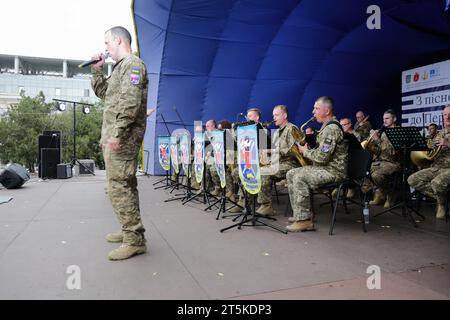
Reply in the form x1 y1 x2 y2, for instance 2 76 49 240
401 59 450 132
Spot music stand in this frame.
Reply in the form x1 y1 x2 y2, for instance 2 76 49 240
374 127 428 226
220 122 287 234
203 130 242 218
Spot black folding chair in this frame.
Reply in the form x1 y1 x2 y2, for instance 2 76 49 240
313 149 372 235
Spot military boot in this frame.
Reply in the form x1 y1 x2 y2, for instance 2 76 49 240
105 231 123 243
383 194 395 209
228 197 245 213
108 244 147 261
346 188 355 199
210 187 221 196
286 220 315 232
256 203 274 216
225 191 235 202
369 190 386 206
436 203 446 220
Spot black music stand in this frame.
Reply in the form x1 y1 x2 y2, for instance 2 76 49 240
374 127 429 226
220 122 287 234
202 130 242 219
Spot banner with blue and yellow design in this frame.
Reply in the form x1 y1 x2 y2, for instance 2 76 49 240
236 124 261 194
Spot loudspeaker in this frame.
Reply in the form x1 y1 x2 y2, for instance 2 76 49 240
0 163 30 189
57 164 72 179
38 132 61 178
41 148 60 179
78 159 95 175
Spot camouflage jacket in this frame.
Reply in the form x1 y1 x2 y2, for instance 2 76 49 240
367 126 401 163
354 120 372 141
271 122 301 167
304 117 348 179
91 54 148 155
432 127 450 168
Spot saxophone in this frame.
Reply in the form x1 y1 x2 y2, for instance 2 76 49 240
291 116 315 166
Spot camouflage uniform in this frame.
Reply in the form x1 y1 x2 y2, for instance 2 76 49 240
408 128 450 205
92 54 148 246
354 120 372 141
258 122 301 205
363 128 402 195
351 130 362 143
286 117 348 221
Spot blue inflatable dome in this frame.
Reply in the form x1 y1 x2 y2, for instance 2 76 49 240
132 0 450 174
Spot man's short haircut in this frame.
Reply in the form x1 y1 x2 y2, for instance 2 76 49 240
429 123 438 129
315 96 334 111
107 26 132 45
340 117 352 124
218 120 232 130
207 119 217 128
274 104 288 117
384 109 396 118
247 107 261 118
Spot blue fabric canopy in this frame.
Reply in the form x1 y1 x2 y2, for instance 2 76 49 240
133 0 450 174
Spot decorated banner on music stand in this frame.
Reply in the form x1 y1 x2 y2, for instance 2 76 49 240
211 130 226 188
236 124 261 194
193 131 204 184
179 134 191 177
170 136 180 174
157 136 170 171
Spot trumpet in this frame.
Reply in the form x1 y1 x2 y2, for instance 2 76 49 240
291 116 315 166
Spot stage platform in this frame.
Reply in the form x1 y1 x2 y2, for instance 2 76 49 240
0 172 449 300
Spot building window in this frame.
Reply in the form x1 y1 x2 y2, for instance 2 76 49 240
18 86 25 94
55 88 61 96
84 89 90 97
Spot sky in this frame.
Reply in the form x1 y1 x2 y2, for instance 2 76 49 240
0 0 137 60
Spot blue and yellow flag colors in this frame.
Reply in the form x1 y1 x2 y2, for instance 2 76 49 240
237 124 261 194
179 134 191 178
193 131 205 184
211 130 226 189
170 136 180 174
157 136 171 171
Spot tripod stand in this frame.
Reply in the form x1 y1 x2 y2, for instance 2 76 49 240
220 192 287 234
54 99 95 176
374 127 428 226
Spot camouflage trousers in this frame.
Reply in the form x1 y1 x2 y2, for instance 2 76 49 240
287 167 338 221
104 148 146 246
407 167 450 204
210 164 233 192
362 161 401 194
258 162 298 205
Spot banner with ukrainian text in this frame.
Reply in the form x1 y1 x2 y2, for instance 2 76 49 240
179 134 191 178
170 136 180 174
157 136 171 171
193 131 204 184
236 124 261 195
211 130 226 189
402 59 450 134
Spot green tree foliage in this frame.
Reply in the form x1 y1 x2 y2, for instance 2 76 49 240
0 92 104 171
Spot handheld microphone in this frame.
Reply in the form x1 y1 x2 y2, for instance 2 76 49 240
78 52 109 68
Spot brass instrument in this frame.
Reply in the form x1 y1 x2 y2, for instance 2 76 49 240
361 126 384 150
410 133 443 168
291 116 315 166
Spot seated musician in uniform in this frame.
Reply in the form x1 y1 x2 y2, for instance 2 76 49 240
255 105 302 216
285 96 348 232
362 109 402 208
408 105 450 219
